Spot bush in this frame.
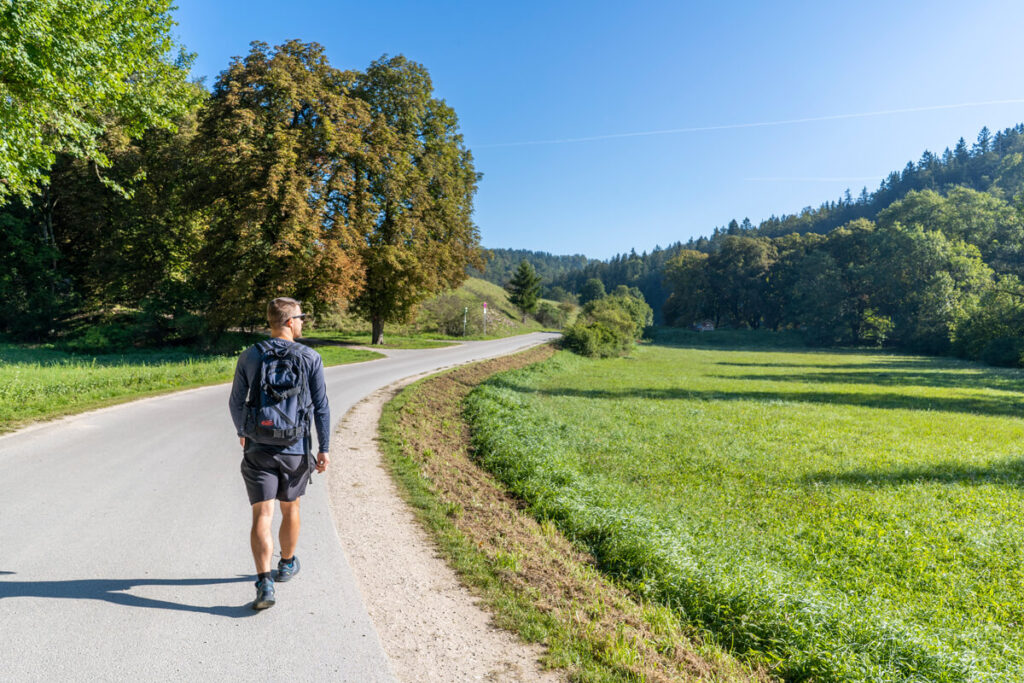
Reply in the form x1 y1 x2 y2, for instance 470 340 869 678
535 302 567 328
561 292 653 358
980 336 1024 367
419 294 482 336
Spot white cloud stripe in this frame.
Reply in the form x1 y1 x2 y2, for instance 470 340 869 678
744 176 885 182
478 99 1024 148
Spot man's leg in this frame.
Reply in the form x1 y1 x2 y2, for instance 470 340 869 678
279 498 301 560
250 500 275 575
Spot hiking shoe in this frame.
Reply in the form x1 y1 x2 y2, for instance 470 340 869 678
252 578 276 610
275 555 300 582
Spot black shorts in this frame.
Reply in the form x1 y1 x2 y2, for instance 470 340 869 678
240 442 310 505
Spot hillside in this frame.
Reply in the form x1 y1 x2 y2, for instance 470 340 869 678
469 248 594 287
314 277 560 345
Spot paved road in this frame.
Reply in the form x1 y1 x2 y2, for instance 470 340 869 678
0 333 557 682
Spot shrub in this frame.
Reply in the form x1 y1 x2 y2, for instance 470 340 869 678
980 336 1024 367
561 292 652 358
419 294 484 336
535 301 567 328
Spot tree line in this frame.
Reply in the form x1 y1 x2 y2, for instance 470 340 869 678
469 248 594 291
2 4 480 346
532 123 1024 365
662 195 1012 358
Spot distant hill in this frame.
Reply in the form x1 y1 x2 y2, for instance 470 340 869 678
696 123 1024 245
470 248 594 287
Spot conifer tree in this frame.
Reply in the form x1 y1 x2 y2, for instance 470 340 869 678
507 260 542 322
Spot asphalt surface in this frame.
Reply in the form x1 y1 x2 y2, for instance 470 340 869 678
0 332 557 682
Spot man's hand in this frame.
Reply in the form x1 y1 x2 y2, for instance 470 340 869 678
239 437 246 447
316 451 330 473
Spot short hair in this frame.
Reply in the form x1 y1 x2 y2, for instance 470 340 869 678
267 297 301 329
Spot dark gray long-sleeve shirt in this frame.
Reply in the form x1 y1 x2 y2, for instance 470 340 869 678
228 338 330 454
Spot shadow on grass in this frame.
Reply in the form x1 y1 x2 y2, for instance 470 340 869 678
487 376 1024 419
715 359 939 370
801 457 1024 488
644 327 808 351
0 575 258 618
713 369 1024 394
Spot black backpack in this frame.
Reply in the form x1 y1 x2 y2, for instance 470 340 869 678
243 340 312 447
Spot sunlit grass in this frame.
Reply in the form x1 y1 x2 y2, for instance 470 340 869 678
304 329 456 349
0 342 381 432
465 338 1024 681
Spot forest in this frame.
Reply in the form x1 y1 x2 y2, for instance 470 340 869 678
525 124 1024 365
1 3 480 347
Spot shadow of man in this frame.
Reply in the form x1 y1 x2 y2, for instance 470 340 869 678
0 574 257 618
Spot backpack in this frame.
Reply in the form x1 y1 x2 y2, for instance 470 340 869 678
243 340 312 448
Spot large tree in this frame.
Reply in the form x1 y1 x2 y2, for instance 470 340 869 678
193 41 368 330
705 235 777 328
0 0 196 203
41 94 206 318
348 55 482 344
662 249 710 326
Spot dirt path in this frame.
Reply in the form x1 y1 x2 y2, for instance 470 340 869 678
326 377 563 683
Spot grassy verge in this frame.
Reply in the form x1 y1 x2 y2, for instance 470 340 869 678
464 340 1024 681
0 342 382 434
378 345 760 682
303 329 456 349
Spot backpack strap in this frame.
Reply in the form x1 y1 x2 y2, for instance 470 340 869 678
245 340 275 407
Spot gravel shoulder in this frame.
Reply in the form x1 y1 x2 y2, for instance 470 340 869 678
326 376 562 683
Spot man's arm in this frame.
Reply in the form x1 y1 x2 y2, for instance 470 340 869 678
308 353 330 456
228 349 253 440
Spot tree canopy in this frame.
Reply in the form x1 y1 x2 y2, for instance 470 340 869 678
346 55 482 343
0 0 197 203
0 38 482 347
193 40 367 330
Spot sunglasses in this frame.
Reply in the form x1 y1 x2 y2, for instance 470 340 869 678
290 314 308 321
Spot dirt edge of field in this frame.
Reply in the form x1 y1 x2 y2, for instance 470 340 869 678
329 344 765 682
326 361 560 682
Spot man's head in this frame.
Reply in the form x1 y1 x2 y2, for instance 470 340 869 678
267 297 306 340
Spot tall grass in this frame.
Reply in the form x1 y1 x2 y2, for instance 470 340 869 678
465 342 1024 681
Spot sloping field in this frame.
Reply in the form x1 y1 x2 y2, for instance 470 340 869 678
317 276 556 343
465 337 1024 680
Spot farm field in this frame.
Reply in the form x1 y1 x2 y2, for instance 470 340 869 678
466 333 1024 681
0 342 381 433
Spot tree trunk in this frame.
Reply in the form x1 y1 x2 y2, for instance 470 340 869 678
371 315 385 345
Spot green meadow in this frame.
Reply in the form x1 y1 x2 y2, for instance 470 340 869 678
0 342 381 433
465 332 1024 681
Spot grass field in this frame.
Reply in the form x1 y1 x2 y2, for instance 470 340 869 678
465 333 1024 681
0 341 382 433
379 346 759 682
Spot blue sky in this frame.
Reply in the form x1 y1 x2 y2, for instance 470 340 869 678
172 0 1024 260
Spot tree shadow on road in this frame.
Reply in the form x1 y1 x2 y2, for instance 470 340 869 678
0 575 258 618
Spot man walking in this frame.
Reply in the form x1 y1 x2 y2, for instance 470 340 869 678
229 297 330 610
